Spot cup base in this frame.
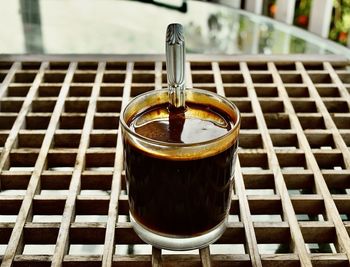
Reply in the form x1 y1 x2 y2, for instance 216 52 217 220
130 213 227 251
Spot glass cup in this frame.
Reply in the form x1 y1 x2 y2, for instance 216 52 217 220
120 88 240 250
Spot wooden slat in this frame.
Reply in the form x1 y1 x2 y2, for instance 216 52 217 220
101 62 132 267
152 247 162 267
0 62 20 100
199 247 211 267
1 54 347 64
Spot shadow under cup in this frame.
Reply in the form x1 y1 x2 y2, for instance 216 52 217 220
120 89 240 250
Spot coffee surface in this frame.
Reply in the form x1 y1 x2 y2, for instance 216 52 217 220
129 103 233 144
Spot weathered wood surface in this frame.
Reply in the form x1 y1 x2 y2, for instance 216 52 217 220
0 55 349 267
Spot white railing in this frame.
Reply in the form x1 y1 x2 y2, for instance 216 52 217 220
218 0 350 47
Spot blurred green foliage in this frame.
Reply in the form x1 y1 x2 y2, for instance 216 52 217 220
330 0 350 45
293 0 311 29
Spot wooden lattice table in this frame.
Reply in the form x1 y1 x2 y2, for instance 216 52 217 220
0 54 349 267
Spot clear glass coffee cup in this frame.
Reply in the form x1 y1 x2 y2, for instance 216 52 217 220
120 88 240 250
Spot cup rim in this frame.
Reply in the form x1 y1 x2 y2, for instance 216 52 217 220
120 88 241 148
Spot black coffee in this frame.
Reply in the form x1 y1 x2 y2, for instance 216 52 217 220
124 103 237 236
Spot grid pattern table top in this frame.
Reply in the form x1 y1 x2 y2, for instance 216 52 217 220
0 54 349 267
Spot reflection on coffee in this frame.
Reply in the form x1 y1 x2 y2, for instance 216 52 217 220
124 102 238 236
